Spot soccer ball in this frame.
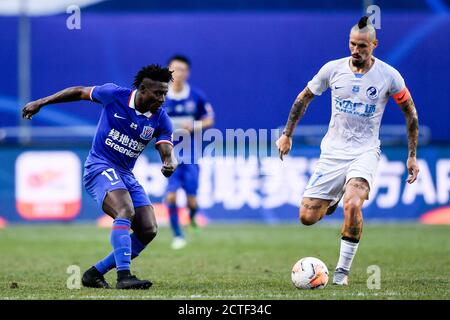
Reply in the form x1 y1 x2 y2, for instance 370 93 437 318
291 257 329 289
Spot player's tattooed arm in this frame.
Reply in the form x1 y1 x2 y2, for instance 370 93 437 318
399 97 420 183
276 87 315 160
156 143 178 178
283 87 315 137
22 86 93 120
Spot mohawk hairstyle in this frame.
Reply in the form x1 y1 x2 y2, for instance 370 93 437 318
351 16 376 40
358 16 370 28
133 64 173 88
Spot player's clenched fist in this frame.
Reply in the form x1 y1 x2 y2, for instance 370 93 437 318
276 134 292 161
22 100 42 120
161 162 177 177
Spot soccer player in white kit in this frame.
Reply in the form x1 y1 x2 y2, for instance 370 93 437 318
277 17 420 285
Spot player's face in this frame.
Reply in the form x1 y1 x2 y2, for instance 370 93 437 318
169 60 190 84
139 78 169 113
349 31 377 66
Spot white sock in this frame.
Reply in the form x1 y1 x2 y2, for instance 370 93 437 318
336 238 359 273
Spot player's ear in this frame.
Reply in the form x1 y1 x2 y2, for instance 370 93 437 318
372 39 378 49
138 83 146 93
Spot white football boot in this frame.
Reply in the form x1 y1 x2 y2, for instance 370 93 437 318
333 268 349 285
171 236 187 250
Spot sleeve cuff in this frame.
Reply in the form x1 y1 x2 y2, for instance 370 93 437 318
89 86 96 101
155 140 174 147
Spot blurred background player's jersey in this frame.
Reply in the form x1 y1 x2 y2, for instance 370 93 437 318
307 57 405 160
164 84 214 163
85 83 173 173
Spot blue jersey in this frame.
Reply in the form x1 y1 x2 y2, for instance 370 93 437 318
164 84 214 130
85 83 173 173
164 84 214 164
164 84 211 194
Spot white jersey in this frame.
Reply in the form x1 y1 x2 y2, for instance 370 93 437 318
307 56 405 159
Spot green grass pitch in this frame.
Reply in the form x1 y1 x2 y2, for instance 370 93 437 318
0 223 449 299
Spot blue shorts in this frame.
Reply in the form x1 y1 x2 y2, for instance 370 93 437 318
83 163 151 209
166 163 200 196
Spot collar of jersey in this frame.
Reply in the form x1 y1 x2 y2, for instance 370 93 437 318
128 90 152 118
167 83 190 100
347 56 378 78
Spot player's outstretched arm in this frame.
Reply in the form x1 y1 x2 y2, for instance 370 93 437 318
399 96 420 184
156 143 178 177
277 87 315 160
22 86 93 120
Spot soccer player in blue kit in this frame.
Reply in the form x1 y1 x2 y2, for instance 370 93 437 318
164 55 214 249
22 65 177 290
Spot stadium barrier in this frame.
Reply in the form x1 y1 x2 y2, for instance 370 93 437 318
1 144 449 224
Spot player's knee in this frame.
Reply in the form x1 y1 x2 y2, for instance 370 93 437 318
299 209 319 226
148 224 158 239
116 206 135 221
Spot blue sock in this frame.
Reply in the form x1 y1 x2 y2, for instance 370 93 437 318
111 218 132 272
94 233 146 275
168 204 183 237
130 233 146 258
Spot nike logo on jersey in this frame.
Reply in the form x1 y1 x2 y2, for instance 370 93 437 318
124 252 131 256
334 86 344 90
398 92 406 101
111 181 120 185
114 113 126 119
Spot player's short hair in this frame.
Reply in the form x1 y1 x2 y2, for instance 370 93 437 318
351 16 376 40
168 54 191 68
133 64 173 88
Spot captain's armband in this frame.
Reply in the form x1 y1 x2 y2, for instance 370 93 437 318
392 86 411 105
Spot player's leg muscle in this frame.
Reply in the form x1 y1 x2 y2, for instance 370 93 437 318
166 192 177 204
132 205 158 245
300 198 331 226
342 177 369 240
102 189 135 221
187 196 197 210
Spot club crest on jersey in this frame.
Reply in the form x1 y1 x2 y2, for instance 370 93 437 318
140 126 154 140
366 86 379 100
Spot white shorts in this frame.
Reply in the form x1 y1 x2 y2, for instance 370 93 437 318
303 148 381 206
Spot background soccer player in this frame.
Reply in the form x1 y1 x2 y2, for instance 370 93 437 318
22 65 177 289
277 17 420 285
164 55 214 250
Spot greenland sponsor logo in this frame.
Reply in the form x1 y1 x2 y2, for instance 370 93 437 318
366 86 379 100
140 126 154 140
105 138 141 158
106 129 146 158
